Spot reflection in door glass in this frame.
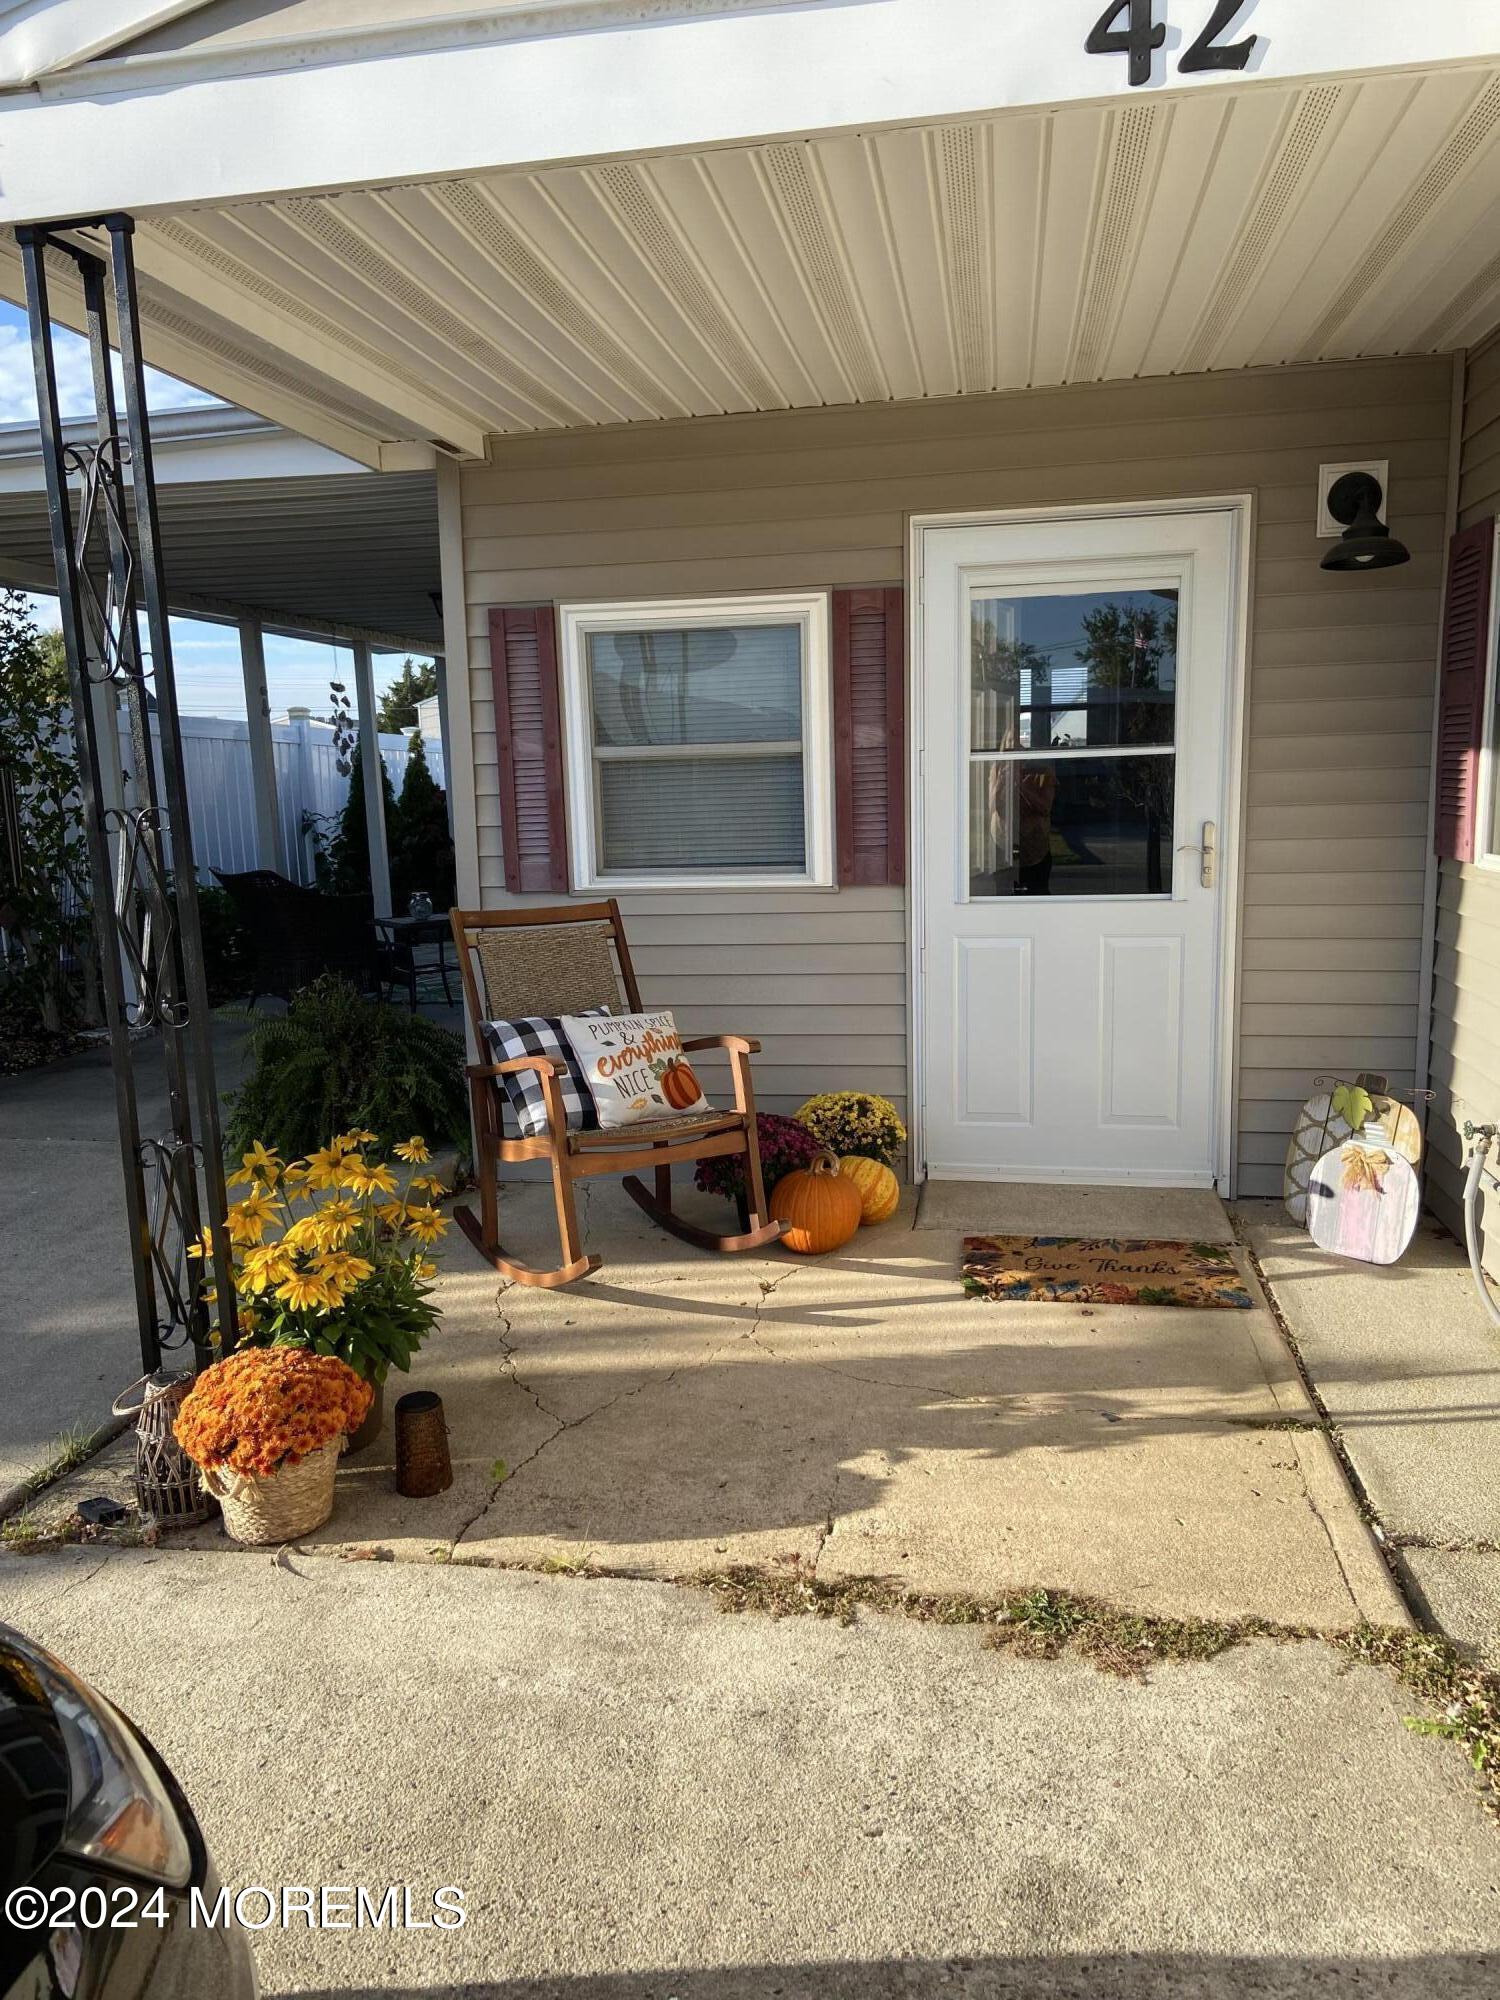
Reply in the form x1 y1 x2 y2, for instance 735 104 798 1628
971 590 1178 751
969 757 1176 898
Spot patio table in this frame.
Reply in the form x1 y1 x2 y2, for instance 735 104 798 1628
374 913 457 1010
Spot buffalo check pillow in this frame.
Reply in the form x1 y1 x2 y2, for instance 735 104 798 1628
559 1010 710 1130
482 1009 608 1139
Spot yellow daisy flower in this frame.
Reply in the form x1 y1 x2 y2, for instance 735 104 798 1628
404 1205 450 1245
344 1160 398 1197
374 1199 406 1227
411 1174 449 1197
316 1251 374 1288
226 1190 277 1246
394 1136 431 1164
237 1245 295 1293
274 1270 336 1312
226 1140 281 1189
186 1225 215 1261
281 1162 311 1190
415 1258 438 1281
304 1147 344 1190
335 1128 379 1151
280 1214 322 1252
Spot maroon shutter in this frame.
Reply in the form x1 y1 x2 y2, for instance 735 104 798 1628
1434 519 1495 864
488 605 569 894
833 586 905 886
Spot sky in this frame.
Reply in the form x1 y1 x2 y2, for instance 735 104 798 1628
2 302 427 717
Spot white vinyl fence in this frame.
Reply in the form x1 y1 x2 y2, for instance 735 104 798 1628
119 711 446 886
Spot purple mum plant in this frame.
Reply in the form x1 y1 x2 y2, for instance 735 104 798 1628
695 1113 822 1209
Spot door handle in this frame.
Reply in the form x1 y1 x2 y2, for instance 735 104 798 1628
1175 822 1217 890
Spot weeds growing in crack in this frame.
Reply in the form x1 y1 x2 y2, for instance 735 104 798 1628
1 1510 158 1554
695 1562 1500 1818
1333 1625 1500 1815
695 1568 1290 1674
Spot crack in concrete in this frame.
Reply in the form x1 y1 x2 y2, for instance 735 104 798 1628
1232 1217 1412 1625
451 1257 801 1557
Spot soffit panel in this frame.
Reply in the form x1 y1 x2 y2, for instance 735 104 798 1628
8 72 1498 459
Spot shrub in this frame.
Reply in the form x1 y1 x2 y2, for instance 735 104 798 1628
226 975 468 1165
327 742 396 898
389 730 455 911
695 1113 822 1206
0 592 93 1036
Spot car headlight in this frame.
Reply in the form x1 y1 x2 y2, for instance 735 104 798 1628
5 1634 193 1889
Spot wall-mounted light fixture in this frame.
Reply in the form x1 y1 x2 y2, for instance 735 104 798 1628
1320 471 1411 572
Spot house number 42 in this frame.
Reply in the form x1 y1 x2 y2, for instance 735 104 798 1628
1086 1 1257 88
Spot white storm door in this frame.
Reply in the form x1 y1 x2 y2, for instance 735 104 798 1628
918 508 1239 1185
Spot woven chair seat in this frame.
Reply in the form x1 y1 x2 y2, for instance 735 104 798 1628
568 1109 741 1151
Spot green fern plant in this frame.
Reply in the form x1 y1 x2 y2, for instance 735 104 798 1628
226 976 469 1166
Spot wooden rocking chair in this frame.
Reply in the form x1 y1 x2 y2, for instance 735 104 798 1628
450 901 786 1286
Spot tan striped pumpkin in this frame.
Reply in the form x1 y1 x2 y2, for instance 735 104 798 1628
837 1155 901 1225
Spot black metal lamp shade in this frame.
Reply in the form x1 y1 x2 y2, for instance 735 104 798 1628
1321 471 1411 572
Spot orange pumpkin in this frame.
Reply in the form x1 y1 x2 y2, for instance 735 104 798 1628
770 1150 863 1255
660 1060 702 1110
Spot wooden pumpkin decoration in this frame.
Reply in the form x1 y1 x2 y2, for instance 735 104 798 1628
660 1060 703 1111
770 1151 863 1255
838 1155 900 1225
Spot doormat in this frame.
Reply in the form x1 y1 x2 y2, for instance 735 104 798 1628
961 1236 1254 1309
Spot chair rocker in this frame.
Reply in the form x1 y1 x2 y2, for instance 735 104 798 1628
450 901 785 1287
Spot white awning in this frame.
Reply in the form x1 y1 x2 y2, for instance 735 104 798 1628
0 408 441 649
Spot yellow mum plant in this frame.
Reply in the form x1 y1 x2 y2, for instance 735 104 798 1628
793 1092 907 1168
196 1132 450 1386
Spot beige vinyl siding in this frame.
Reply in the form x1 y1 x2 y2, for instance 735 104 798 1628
1428 332 1500 1249
459 357 1452 1179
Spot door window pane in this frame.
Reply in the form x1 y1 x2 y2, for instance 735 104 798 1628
971 590 1178 751
969 756 1176 898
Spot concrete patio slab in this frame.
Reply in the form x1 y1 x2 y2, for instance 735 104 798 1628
442 1184 1401 1627
0 1016 256 1499
1234 1204 1500 1549
1402 1549 1500 1668
916 1181 1235 1242
2 1547 1495 1999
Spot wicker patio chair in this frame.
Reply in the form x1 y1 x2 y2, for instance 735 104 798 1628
213 869 378 1002
450 901 785 1287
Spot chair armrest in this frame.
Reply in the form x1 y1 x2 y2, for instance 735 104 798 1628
680 1034 762 1056
466 1056 565 1081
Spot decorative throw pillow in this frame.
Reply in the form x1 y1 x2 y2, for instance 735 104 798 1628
482 1009 608 1139
559 1010 710 1130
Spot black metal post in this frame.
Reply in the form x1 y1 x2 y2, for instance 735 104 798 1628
16 218 237 1371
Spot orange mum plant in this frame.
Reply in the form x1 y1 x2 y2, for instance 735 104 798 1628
174 1347 372 1480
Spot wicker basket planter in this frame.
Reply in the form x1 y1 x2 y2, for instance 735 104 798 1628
201 1437 344 1545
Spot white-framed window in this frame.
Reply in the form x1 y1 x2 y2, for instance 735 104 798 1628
1483 529 1500 867
558 592 834 891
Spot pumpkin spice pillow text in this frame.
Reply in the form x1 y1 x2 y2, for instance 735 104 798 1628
560 1011 710 1130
